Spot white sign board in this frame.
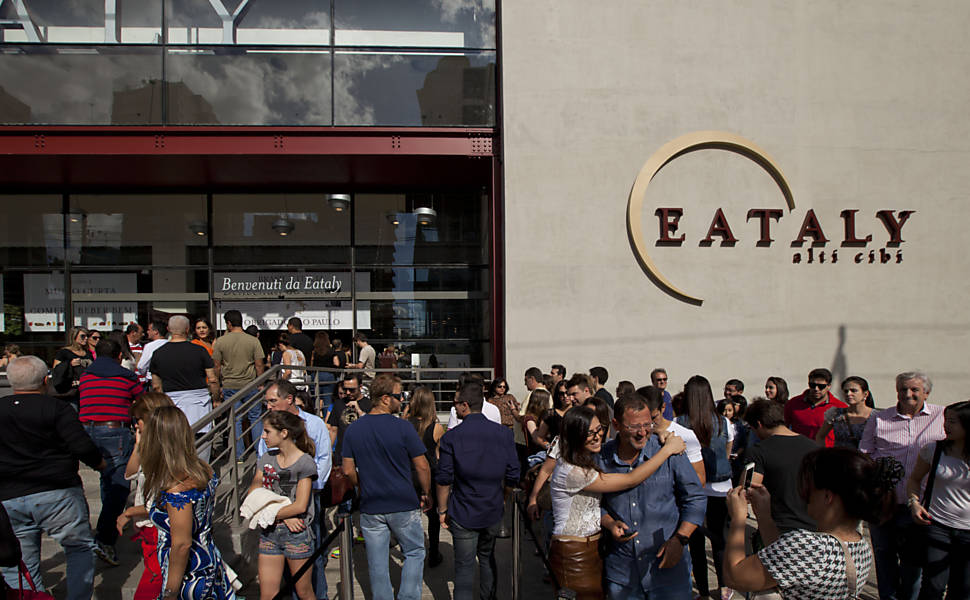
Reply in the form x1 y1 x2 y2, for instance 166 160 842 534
24 273 137 332
214 271 353 298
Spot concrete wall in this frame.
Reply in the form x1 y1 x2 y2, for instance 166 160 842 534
501 1 970 407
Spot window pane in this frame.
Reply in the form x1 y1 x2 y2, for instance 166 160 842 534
354 192 489 266
0 0 160 44
334 51 495 126
69 195 208 266
165 48 332 125
365 299 490 365
0 195 64 267
362 266 488 293
166 0 329 46
213 194 350 266
0 46 162 124
334 0 495 49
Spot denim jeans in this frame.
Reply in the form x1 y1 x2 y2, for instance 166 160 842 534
450 518 500 600
224 387 261 458
1 486 95 600
869 505 922 600
360 509 426 600
314 371 336 411
607 577 693 600
84 423 133 547
918 521 970 600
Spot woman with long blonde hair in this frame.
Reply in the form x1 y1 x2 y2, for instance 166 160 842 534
141 406 234 600
51 326 94 407
406 385 445 566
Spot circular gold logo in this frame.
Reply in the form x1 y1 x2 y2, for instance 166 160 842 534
626 131 794 305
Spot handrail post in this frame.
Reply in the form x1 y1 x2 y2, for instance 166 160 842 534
512 490 521 600
229 399 240 525
339 515 353 599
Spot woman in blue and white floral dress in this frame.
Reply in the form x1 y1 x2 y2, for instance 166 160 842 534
142 406 235 600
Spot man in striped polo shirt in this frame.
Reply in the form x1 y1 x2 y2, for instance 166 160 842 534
78 337 144 567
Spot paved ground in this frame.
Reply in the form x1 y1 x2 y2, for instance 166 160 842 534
30 466 879 599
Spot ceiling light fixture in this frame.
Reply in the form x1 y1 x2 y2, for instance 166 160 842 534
326 193 351 212
188 220 207 237
272 217 295 236
413 206 437 226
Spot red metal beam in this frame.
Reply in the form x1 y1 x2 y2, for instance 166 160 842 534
0 126 495 157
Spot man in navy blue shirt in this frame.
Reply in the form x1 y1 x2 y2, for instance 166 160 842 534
437 382 519 600
599 392 705 599
343 374 431 600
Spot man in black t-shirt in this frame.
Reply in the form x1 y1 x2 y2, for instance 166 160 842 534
150 315 219 459
743 399 819 534
326 373 371 462
285 317 314 366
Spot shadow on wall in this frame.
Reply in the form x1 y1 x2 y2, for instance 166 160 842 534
830 324 847 390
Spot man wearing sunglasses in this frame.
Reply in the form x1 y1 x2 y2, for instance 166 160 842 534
784 368 846 447
342 374 431 600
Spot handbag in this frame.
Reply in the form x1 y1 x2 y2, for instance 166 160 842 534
322 463 353 507
898 441 945 567
5 561 55 600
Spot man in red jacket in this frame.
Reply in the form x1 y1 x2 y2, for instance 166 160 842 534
784 367 846 447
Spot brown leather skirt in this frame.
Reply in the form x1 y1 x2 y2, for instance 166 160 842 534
549 535 603 600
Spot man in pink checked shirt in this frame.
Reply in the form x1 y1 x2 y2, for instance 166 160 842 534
860 370 944 600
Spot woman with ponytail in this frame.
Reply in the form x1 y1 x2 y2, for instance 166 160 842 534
725 447 902 599
249 410 317 600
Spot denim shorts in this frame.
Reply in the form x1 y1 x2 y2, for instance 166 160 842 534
259 524 314 559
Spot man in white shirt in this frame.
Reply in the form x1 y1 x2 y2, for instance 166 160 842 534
446 372 502 429
639 385 706 486
135 319 168 384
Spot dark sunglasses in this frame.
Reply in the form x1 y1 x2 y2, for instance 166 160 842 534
808 382 828 390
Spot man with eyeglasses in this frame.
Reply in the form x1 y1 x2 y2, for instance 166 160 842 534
637 385 705 486
343 374 431 600
598 391 705 599
650 368 675 419
784 368 846 447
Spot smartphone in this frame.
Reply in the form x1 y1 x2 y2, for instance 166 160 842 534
742 462 756 489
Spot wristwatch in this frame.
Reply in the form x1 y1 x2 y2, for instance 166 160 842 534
672 533 689 546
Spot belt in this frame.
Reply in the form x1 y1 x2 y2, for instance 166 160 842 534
552 532 601 543
83 420 127 428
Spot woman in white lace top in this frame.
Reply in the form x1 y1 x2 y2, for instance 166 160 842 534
549 406 685 599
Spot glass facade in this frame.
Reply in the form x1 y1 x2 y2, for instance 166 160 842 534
0 191 491 367
0 0 497 126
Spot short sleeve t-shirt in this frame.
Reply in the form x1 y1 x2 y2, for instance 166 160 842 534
758 530 872 600
342 413 427 514
212 331 264 389
358 344 376 378
665 421 703 465
748 434 820 532
258 451 317 524
149 341 214 391
919 442 970 529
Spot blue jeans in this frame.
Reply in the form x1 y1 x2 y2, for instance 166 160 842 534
607 577 693 600
870 505 922 600
450 518 500 600
360 509 426 600
1 487 95 600
314 371 336 411
225 387 262 458
84 423 133 547
918 521 970 600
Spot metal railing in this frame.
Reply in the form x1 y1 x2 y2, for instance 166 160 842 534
191 364 495 525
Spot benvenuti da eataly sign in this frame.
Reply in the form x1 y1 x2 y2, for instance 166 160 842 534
627 131 915 305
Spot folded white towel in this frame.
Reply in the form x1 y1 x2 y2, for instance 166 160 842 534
240 487 291 530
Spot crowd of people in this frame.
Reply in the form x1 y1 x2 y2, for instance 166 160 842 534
1 316 969 600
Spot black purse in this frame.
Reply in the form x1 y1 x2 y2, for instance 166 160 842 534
898 441 944 567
